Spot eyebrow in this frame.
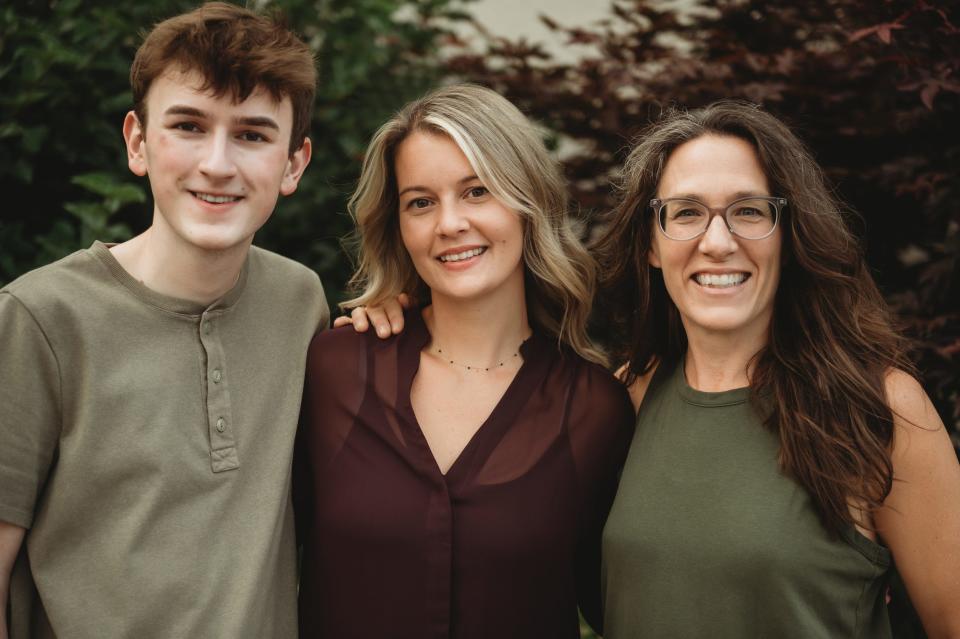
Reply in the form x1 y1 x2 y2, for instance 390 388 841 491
163 105 280 131
669 191 769 201
398 175 481 198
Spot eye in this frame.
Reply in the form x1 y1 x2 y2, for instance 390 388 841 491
173 121 201 133
730 205 771 221
409 197 432 210
466 186 489 199
239 130 271 143
669 207 705 222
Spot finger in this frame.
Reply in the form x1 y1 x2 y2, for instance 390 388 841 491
398 292 412 309
349 307 370 332
386 299 405 335
332 315 354 329
364 306 393 338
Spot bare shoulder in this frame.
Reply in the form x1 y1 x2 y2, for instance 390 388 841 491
616 360 660 414
884 369 949 450
881 369 958 492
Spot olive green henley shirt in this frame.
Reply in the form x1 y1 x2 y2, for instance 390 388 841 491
0 242 328 638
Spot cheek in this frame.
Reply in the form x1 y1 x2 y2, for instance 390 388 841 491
499 213 525 253
239 148 288 186
501 232 524 273
398 218 427 259
657 247 693 304
761 236 784 286
150 131 182 159
652 241 684 278
263 149 294 179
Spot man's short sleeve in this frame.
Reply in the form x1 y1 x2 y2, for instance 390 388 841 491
0 291 61 528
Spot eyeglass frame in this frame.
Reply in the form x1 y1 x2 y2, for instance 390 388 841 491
649 195 787 241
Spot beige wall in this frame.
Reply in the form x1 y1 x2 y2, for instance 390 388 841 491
465 0 611 62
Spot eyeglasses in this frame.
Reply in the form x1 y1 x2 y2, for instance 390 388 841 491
649 196 786 241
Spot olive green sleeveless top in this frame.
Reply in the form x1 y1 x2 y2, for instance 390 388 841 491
602 360 892 638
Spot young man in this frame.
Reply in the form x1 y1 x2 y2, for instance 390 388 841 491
0 3 327 637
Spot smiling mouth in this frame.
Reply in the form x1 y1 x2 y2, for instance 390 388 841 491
192 191 242 204
438 247 486 263
694 272 749 288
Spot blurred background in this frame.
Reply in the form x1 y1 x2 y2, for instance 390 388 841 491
0 2 956 633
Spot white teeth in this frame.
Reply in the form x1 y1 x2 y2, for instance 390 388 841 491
194 192 241 204
695 272 747 288
439 247 485 263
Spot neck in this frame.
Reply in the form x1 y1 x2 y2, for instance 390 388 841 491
424 283 530 368
109 221 249 305
682 322 769 392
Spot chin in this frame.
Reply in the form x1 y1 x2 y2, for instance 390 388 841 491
687 310 754 334
181 228 255 254
431 282 500 303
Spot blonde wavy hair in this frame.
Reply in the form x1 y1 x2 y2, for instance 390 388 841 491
344 83 605 364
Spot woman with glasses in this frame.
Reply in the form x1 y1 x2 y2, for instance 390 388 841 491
594 101 960 638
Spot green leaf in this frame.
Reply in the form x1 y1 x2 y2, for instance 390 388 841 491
70 172 146 205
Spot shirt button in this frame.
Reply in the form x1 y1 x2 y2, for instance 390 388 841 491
212 368 222 383
203 321 212 335
216 417 226 433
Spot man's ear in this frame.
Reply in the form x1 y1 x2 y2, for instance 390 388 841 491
280 137 312 196
123 111 148 177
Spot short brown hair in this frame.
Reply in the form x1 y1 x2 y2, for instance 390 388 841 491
130 1 316 154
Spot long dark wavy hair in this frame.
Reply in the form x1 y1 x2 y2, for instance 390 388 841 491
592 101 914 535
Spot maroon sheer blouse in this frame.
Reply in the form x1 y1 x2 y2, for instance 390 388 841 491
295 310 634 639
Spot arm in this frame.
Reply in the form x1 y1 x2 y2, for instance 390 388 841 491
0 292 63 638
874 370 960 639
332 293 411 337
573 369 637 633
0 521 25 639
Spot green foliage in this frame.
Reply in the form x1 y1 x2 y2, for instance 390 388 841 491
0 0 195 276
0 0 471 303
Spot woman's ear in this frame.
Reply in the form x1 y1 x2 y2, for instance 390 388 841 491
649 238 662 268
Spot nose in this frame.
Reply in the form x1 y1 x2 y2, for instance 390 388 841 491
198 129 237 179
697 213 738 257
435 199 470 236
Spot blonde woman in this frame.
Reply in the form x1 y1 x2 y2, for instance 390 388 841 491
294 84 634 638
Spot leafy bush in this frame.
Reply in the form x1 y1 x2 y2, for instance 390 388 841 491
0 0 182 277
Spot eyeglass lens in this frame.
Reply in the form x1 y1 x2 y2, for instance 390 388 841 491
659 198 778 240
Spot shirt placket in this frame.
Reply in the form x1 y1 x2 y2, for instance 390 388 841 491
424 482 453 638
200 311 239 472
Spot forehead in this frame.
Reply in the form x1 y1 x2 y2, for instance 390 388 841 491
658 134 769 201
145 69 293 125
395 132 473 183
